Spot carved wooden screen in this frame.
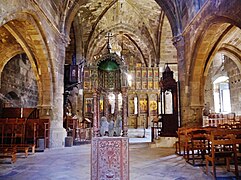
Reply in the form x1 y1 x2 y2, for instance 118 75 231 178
159 65 179 137
98 70 121 90
98 59 121 91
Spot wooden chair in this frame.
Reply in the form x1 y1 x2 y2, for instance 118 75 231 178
186 129 208 166
217 123 231 129
205 130 240 179
227 113 236 124
231 122 241 129
175 127 188 156
0 146 17 163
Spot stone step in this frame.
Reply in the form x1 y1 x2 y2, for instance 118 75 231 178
129 142 150 149
150 137 177 148
128 128 151 138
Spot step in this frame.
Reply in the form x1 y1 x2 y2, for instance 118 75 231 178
150 137 177 148
129 142 150 149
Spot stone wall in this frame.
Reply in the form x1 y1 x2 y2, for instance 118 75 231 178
204 54 225 113
65 24 76 65
160 16 178 78
225 57 241 115
0 53 38 108
175 0 208 29
179 0 241 127
204 54 241 115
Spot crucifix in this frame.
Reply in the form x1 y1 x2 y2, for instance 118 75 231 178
105 32 113 53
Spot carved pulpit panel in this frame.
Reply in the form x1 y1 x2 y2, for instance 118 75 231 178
91 137 129 180
90 50 129 179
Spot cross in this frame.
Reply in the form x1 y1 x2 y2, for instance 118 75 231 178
105 32 113 52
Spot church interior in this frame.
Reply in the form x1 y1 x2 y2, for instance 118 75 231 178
0 0 241 179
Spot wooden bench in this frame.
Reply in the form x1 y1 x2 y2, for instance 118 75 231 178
27 119 50 149
0 146 17 163
15 144 35 157
1 144 35 158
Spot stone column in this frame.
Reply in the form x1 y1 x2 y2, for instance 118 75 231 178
97 92 100 130
137 94 140 129
47 33 69 148
157 93 160 115
114 92 118 119
122 87 128 137
104 93 109 119
93 90 99 137
172 35 187 126
147 94 150 129
38 101 66 149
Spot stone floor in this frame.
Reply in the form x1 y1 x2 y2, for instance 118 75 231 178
0 143 239 180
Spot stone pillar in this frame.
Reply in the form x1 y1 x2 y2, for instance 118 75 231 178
122 87 128 137
157 93 160 115
137 94 140 129
44 30 70 148
147 94 150 129
172 35 187 126
97 93 100 130
51 93 66 149
38 104 66 149
114 92 118 119
93 90 99 137
104 94 109 119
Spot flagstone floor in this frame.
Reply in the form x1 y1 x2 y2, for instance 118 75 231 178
0 143 239 180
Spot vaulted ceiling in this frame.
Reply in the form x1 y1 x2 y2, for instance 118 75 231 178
72 0 170 67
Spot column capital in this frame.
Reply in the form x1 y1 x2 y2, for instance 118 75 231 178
172 34 184 48
37 104 53 117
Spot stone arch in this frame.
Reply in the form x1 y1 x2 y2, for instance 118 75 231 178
0 46 24 86
217 44 241 73
94 53 125 67
189 16 241 107
64 0 89 36
6 91 19 100
5 91 20 107
0 90 20 108
0 11 54 109
155 0 182 36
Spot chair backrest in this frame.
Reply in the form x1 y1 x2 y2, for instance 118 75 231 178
217 123 231 129
231 123 241 129
209 130 241 149
208 130 237 162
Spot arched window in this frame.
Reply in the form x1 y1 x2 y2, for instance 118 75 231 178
213 76 231 113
